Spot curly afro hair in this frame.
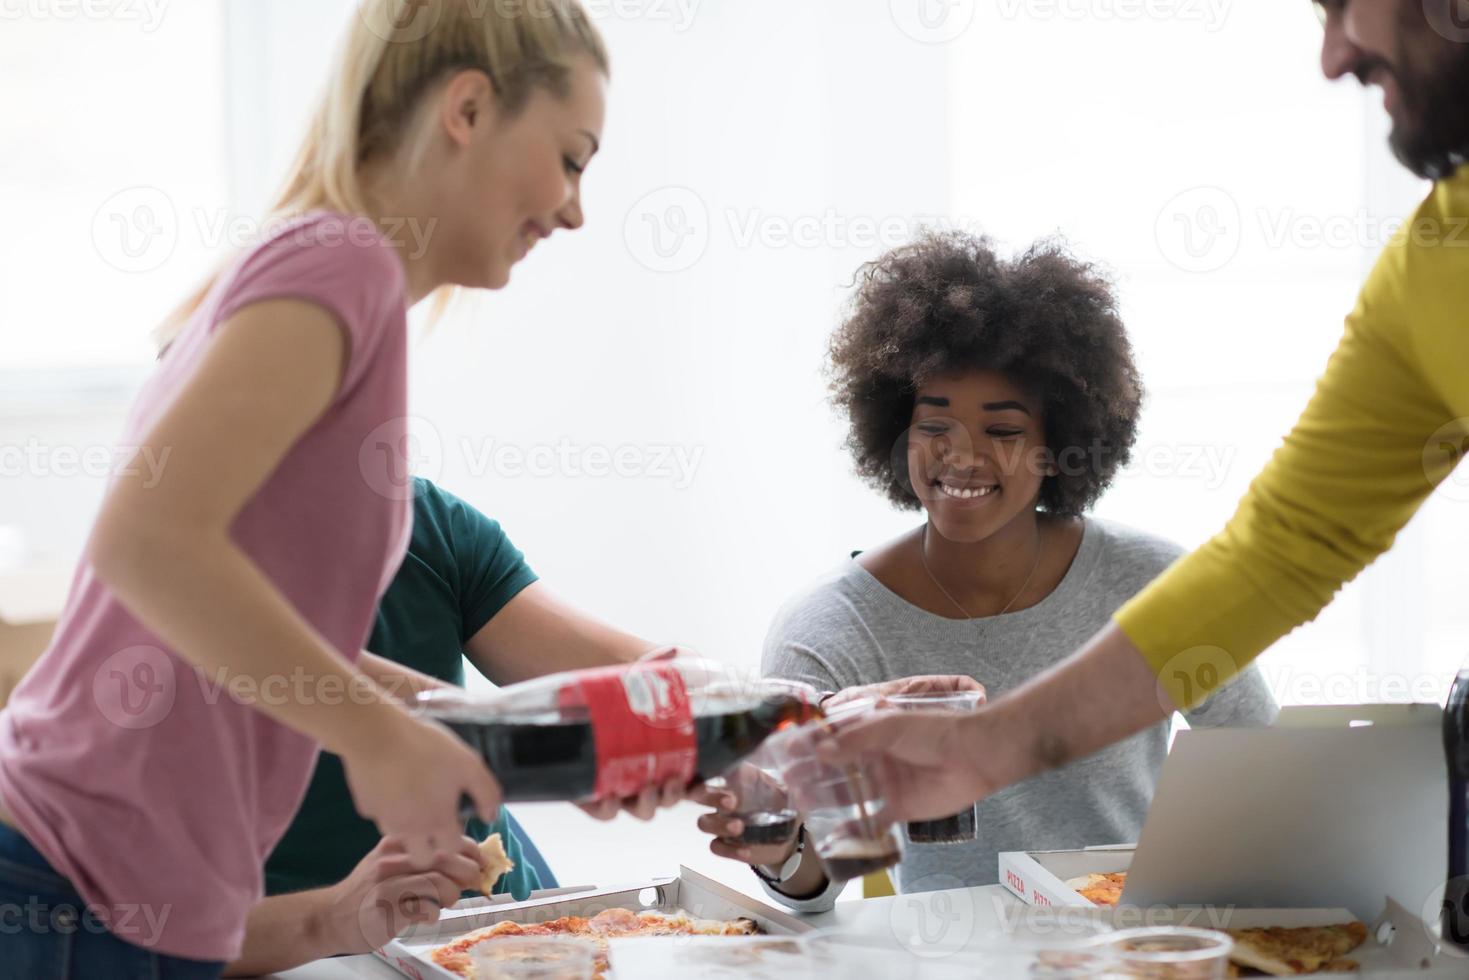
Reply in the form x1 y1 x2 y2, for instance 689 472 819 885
828 230 1143 518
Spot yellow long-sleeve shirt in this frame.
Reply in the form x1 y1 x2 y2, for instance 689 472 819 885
1116 165 1469 708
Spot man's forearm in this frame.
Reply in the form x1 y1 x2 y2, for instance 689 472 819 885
978 622 1172 789
225 888 337 978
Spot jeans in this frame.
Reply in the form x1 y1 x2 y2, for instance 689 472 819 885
0 822 224 980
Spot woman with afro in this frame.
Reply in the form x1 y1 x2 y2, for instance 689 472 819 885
700 231 1278 908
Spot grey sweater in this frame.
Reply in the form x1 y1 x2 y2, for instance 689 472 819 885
759 518 1278 911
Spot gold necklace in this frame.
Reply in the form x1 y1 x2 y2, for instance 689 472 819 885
919 523 1044 619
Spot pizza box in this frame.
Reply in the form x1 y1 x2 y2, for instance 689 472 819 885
990 897 1465 977
998 843 1135 909
601 899 1469 978
374 865 814 979
1005 705 1444 919
996 854 1468 974
1123 703 1443 922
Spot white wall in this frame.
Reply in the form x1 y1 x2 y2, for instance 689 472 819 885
414 1 953 678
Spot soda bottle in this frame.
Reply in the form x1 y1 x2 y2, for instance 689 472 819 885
1444 665 1469 950
416 659 823 804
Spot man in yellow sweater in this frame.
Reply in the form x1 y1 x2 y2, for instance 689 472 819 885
825 2 1469 817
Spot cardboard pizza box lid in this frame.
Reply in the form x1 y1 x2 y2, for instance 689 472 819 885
999 845 1134 909
1121 703 1443 923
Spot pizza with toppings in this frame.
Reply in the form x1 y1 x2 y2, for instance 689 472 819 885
1224 921 1369 976
428 907 760 979
1064 871 1128 907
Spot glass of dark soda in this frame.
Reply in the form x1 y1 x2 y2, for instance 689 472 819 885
885 691 984 845
763 701 904 880
704 744 800 848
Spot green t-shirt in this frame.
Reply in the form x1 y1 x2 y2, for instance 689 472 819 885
264 478 542 900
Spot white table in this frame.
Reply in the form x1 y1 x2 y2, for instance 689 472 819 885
268 885 1027 978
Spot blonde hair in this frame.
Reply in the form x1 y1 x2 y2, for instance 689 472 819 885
155 0 608 347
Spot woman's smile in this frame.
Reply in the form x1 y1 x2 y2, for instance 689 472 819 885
935 478 999 503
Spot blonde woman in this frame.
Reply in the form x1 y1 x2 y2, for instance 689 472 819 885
0 2 610 974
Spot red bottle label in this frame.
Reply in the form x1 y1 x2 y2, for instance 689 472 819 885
575 663 697 800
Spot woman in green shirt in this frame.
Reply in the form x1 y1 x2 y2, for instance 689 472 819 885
225 478 663 976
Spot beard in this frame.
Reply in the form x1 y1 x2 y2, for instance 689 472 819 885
1385 6 1469 180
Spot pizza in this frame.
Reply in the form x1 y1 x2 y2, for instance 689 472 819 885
476 834 514 896
1065 871 1128 907
1223 921 1368 976
428 907 760 979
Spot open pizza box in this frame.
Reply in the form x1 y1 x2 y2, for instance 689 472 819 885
998 703 1466 975
374 865 815 979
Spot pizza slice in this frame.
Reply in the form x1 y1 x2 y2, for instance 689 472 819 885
427 908 761 979
1064 871 1127 907
476 834 515 896
1224 921 1368 975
